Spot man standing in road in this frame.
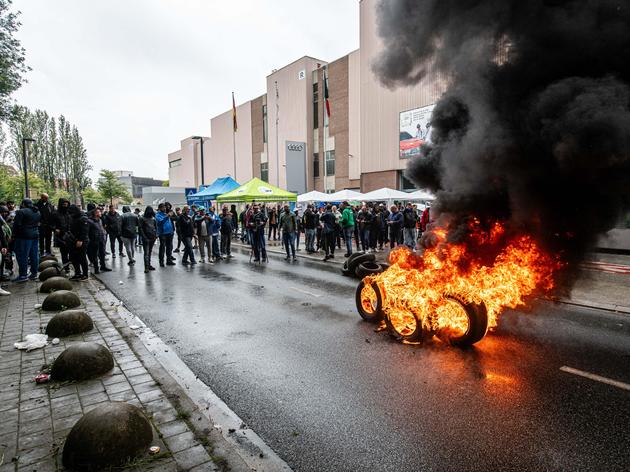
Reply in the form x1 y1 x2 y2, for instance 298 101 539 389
387 205 404 250
220 206 233 258
340 201 355 257
121 206 139 265
208 206 222 262
68 204 89 281
249 204 268 262
303 205 318 253
35 193 54 256
194 208 211 263
12 199 40 282
86 207 111 274
156 203 176 267
279 204 297 261
403 202 419 250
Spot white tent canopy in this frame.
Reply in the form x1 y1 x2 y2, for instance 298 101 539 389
406 189 436 200
361 187 411 201
322 189 365 202
297 190 328 202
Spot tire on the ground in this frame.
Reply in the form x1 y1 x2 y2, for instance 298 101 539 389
355 279 383 323
347 253 376 275
341 267 353 276
355 261 383 279
347 252 366 264
39 255 58 263
378 263 390 271
441 294 489 347
384 308 425 344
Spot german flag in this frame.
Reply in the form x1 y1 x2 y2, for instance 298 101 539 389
324 70 331 118
232 92 238 132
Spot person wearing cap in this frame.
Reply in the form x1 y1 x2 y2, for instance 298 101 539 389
12 199 41 282
36 193 54 256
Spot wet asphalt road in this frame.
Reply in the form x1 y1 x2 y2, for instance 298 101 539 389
97 247 630 471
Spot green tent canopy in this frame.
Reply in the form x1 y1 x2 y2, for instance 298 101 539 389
216 177 297 203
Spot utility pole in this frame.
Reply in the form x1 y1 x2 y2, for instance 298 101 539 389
22 138 35 199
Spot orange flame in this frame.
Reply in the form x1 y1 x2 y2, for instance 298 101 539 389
365 223 562 342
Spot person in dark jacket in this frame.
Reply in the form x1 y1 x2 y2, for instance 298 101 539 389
36 193 54 256
230 205 239 238
120 206 139 265
220 206 233 258
249 204 268 262
278 205 297 261
12 199 41 282
103 205 124 258
68 204 89 280
139 206 157 273
402 203 419 250
320 204 337 261
0 208 11 294
52 198 72 270
356 206 373 252
387 205 404 250
302 205 319 253
86 208 111 274
177 206 196 265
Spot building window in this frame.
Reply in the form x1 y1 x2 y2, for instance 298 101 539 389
261 162 268 182
399 171 417 191
325 150 335 176
169 159 182 168
313 153 319 178
312 83 319 129
262 104 268 143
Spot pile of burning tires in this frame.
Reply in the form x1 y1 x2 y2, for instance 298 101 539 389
340 252 390 279
354 278 489 347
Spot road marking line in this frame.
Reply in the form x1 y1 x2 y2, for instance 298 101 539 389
289 286 322 298
560 366 630 392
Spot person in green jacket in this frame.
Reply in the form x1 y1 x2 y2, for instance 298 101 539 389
340 201 355 257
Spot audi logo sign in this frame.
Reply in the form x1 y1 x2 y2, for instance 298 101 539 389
287 144 304 152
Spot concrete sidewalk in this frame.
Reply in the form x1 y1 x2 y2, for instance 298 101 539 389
0 278 242 471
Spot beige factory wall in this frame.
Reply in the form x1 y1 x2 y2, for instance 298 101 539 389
359 0 444 179
266 56 326 189
168 137 204 189
204 101 254 185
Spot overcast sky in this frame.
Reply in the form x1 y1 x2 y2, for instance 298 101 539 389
12 0 359 182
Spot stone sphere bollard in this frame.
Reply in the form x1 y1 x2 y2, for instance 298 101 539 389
39 277 73 293
39 266 62 282
39 254 58 263
45 310 94 337
62 402 153 470
41 290 81 311
38 259 61 272
51 342 114 381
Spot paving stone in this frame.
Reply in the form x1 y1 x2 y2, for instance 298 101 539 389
151 407 179 426
139 459 179 472
102 372 126 386
108 389 137 402
189 462 220 471
173 445 213 470
52 413 82 432
50 393 79 408
51 401 82 420
18 458 57 472
79 391 109 406
20 417 53 435
18 428 52 449
104 380 132 395
156 420 189 439
19 406 50 424
163 431 196 453
15 444 55 468
137 389 165 405
129 373 154 386
123 366 148 378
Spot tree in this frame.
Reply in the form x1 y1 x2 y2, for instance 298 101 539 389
97 170 131 205
0 0 29 122
82 186 104 205
0 166 46 202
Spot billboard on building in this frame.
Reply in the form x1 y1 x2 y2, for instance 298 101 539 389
399 104 435 158
285 141 307 194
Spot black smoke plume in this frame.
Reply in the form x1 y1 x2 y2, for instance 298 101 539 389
373 0 630 285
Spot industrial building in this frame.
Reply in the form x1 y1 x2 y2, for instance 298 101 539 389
168 0 441 194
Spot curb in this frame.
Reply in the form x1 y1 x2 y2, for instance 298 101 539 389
90 277 292 472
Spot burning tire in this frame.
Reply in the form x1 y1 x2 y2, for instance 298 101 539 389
438 294 488 347
355 280 383 323
384 309 425 344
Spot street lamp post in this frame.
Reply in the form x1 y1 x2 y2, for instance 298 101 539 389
191 136 205 187
22 138 35 199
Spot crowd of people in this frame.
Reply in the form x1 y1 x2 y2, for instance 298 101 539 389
0 194 431 296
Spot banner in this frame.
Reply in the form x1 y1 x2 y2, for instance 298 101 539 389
399 104 435 158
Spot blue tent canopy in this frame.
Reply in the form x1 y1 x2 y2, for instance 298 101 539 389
186 177 240 202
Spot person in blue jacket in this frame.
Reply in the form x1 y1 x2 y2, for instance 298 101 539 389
207 206 222 262
12 199 41 282
387 205 404 250
155 202 175 267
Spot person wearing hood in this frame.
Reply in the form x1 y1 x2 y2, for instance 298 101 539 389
36 193 54 256
52 198 72 271
120 206 139 265
103 205 124 258
0 206 11 295
68 204 89 280
139 206 157 273
12 199 41 282
156 203 175 266
87 207 111 274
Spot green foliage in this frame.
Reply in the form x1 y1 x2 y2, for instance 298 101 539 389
162 180 169 187
7 106 92 203
97 170 131 205
0 166 46 201
0 0 29 121
82 186 104 205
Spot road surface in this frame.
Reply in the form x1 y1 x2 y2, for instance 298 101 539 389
97 247 630 471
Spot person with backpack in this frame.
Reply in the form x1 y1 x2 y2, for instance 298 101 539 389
12 199 41 282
